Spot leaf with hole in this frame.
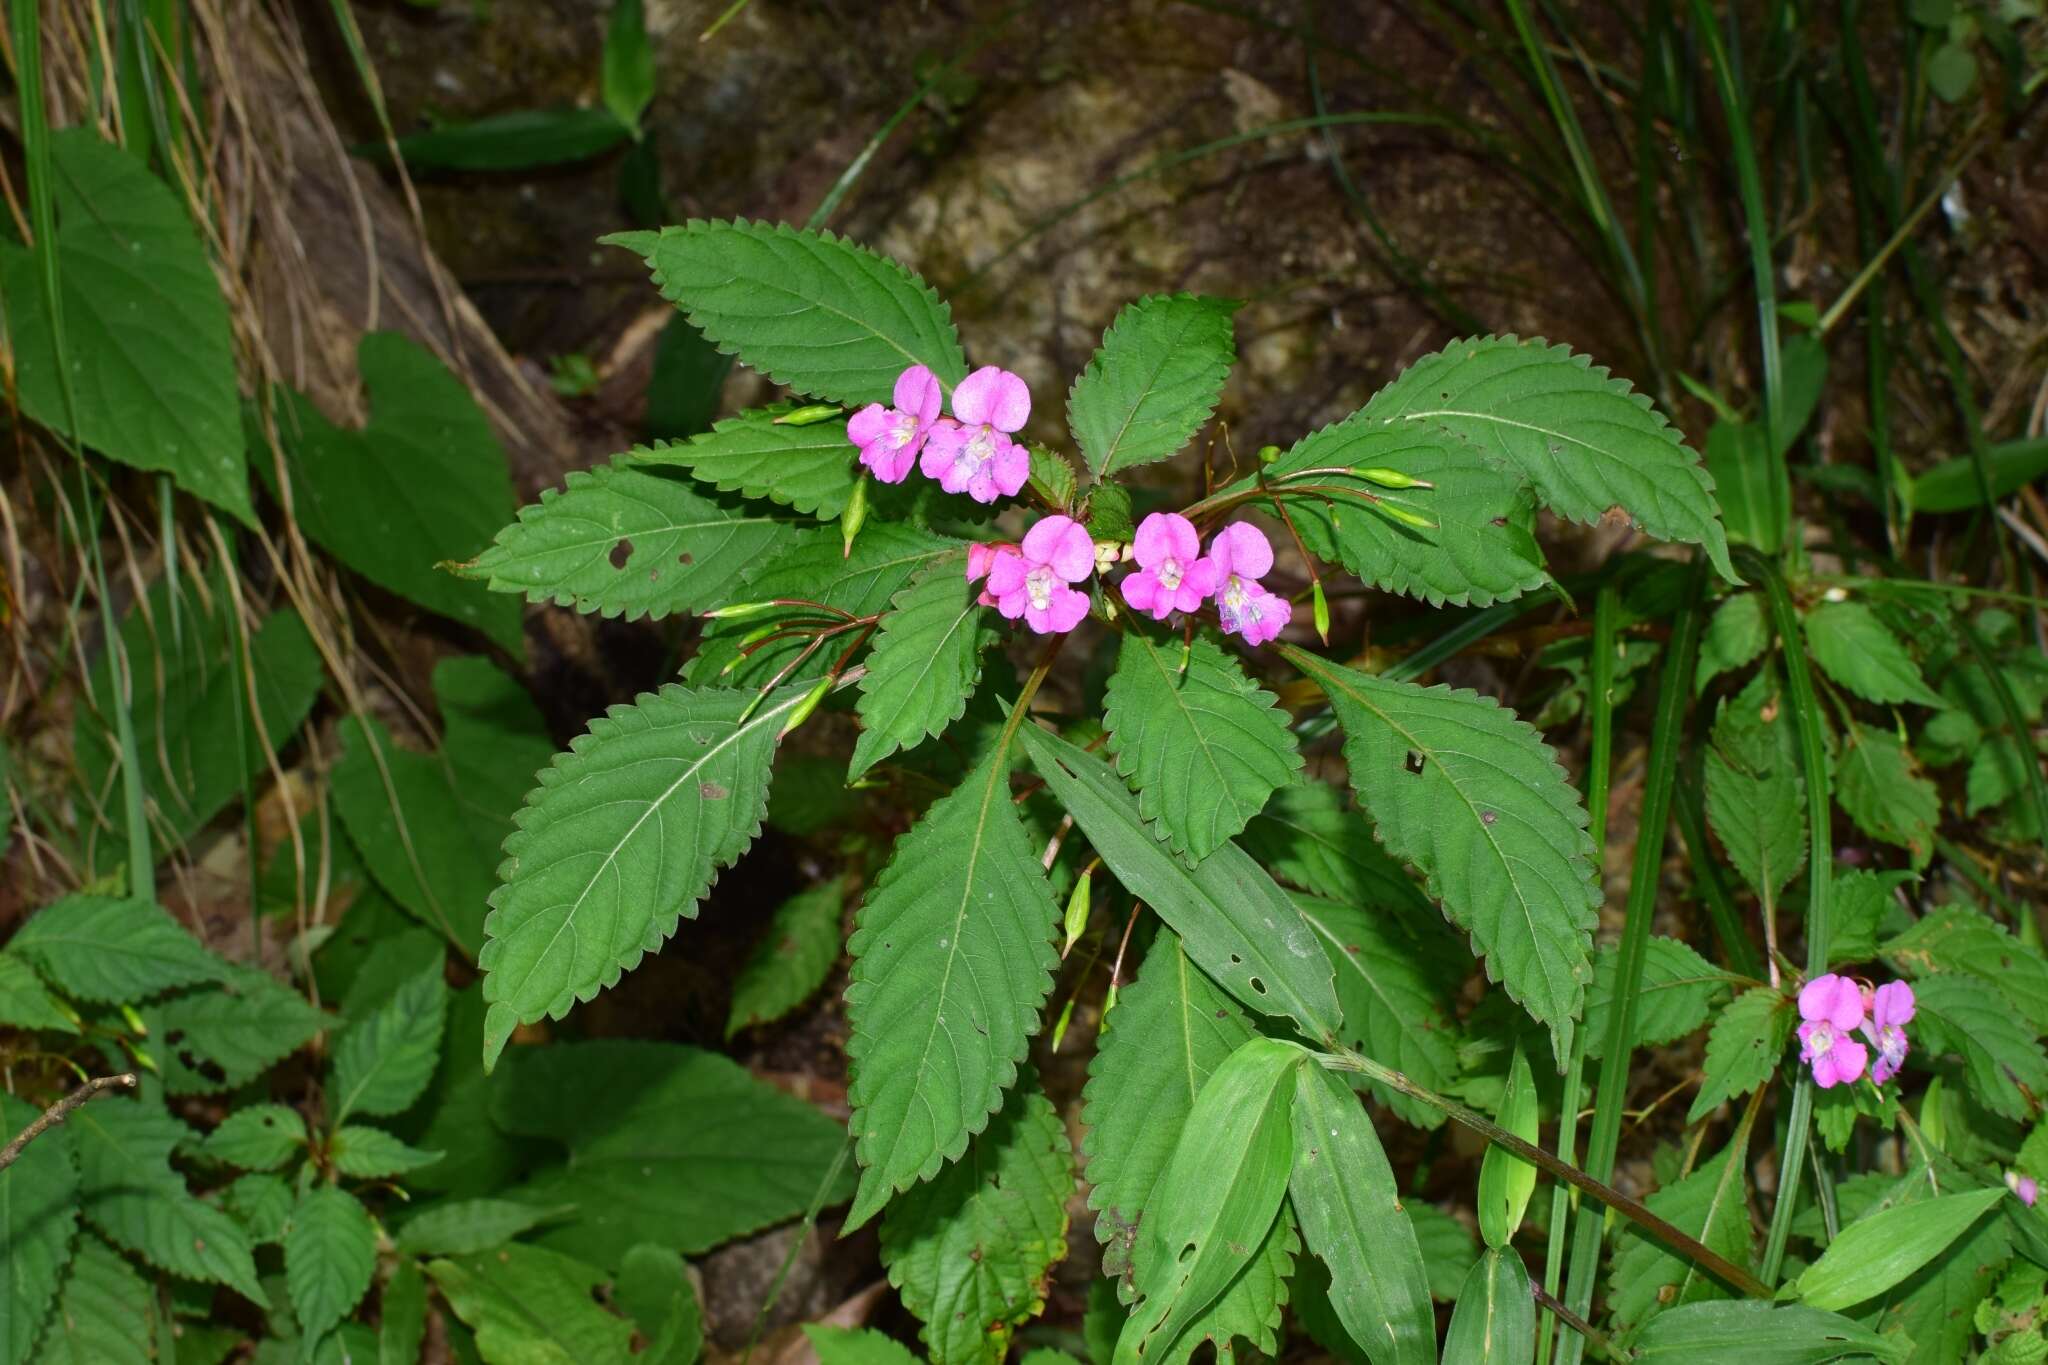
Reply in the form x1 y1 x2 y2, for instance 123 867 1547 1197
200 1104 307 1172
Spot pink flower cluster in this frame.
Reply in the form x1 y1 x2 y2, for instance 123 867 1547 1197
1795 974 1915 1089
967 511 1292 644
848 364 1031 504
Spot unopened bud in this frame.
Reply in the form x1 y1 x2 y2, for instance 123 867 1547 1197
774 404 843 426
779 676 835 737
1350 466 1433 490
841 475 869 558
703 600 778 620
1093 541 1123 577
1375 502 1438 532
1258 445 1281 465
1062 869 1093 955
1311 580 1331 644
1050 996 1077 1053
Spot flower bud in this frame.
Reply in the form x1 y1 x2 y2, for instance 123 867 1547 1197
840 475 869 558
1350 466 1433 489
779 675 835 738
1375 502 1438 532
773 404 844 426
1062 868 1093 956
1311 580 1330 644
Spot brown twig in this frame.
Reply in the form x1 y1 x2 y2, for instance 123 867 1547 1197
0 1074 138 1171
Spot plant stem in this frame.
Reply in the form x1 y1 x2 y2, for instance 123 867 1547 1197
0 1074 138 1171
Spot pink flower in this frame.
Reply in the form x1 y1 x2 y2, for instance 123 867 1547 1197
847 365 943 483
966 541 1020 608
986 515 1094 634
1120 513 1217 621
1797 973 1868 1089
921 365 1030 503
1859 980 1915 1086
2008 1171 2039 1207
1209 521 1292 647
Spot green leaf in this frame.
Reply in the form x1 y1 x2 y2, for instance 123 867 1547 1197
1016 721 1340 1043
1705 419 1784 553
1476 1045 1538 1250
1909 436 2048 514
1609 1138 1755 1328
334 658 553 956
330 958 447 1122
1238 783 1435 920
1287 1064 1435 1365
401 986 526 1201
631 406 860 519
1877 1183 2011 1362
223 1173 294 1246
201 1104 308 1172
154 965 329 1095
1826 869 1906 968
1067 294 1237 479
286 1187 377 1347
1371 335 1733 577
72 1098 266 1304
428 1245 635 1364
844 743 1060 1227
1795 1185 2009 1311
490 1040 850 1262
1440 1249 1533 1363
1883 904 2048 1033
803 1327 920 1365
647 317 733 441
11 896 224 1003
1410 1203 1480 1301
0 130 250 522
1150 1212 1297 1365
379 108 631 171
605 219 967 408
1705 732 1806 909
1292 893 1460 1129
2 1092 77 1365
1910 975 2048 1121
1030 445 1080 512
1286 649 1598 1061
850 556 998 779
28 1236 154 1365
614 1244 703 1365
1837 724 1940 866
726 880 845 1038
263 332 520 652
395 1200 569 1258
881 1080 1076 1365
458 462 798 621
0 953 76 1034
601 0 654 131
1696 592 1767 694
1581 937 1730 1061
1687 987 1793 1123
1114 1038 1300 1365
380 1259 428 1365
1804 602 1944 708
480 682 804 1070
330 1126 443 1179
1629 1301 1907 1362
1102 629 1301 864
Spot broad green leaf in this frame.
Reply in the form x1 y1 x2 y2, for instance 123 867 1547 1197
1476 1045 1538 1250
264 332 520 652
606 220 967 408
1909 436 2048 513
2 1093 76 1365
1804 602 1944 708
844 743 1060 1226
1287 649 1598 1061
1795 1185 2008 1310
600 0 654 131
480 682 803 1069
0 130 249 522
1581 937 1731 1061
1410 1204 1480 1301
381 108 630 171
1910 975 2048 1121
615 1244 703 1365
1696 592 1767 694
223 1174 294 1246
154 965 328 1095
1826 868 1906 968
1371 335 1733 577
1687 987 1793 1123
850 556 998 779
76 581 321 869
631 406 860 519
201 1105 308 1172
1883 904 2048 1033
1287 1064 1435 1365
286 1187 377 1347
27 1236 153 1365
1238 784 1435 920
0 953 76 1034
402 986 526 1201
1878 1191 2011 1362
491 1040 850 1262
1151 1212 1297 1365
458 462 798 621
726 881 845 1037
1102 629 1301 864
1067 294 1237 478
330 958 447 1122
1084 931 1253 1289
428 1245 635 1364
395 1200 569 1258
72 1098 266 1304
1705 740 1806 910
380 1259 428 1365
335 657 553 956
1115 1037 1300 1365
803 1327 920 1365
329 1126 443 1179
881 1080 1076 1365
1705 419 1784 553
1440 1249 1533 1363
1837 724 1940 866
1609 1138 1755 1328
1292 893 1460 1129
11 896 224 1003
1016 722 1340 1043
1629 1301 1907 1362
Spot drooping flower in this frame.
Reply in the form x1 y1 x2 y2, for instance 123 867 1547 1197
1860 980 1915 1086
986 515 1095 634
2008 1171 2040 1207
921 365 1030 503
1209 521 1293 647
1120 512 1217 621
1797 973 1868 1089
847 365 943 483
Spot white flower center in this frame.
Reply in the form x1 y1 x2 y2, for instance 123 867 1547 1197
1157 557 1184 591
889 412 919 448
1809 1025 1834 1056
1876 1024 1906 1062
1026 566 1056 611
954 426 995 479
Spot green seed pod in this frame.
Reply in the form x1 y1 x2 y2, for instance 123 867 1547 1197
1349 466 1433 489
779 676 835 738
1375 501 1438 532
1311 580 1331 644
773 403 844 426
840 475 869 557
1062 868 1093 955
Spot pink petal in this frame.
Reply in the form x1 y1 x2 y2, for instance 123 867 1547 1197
953 365 1030 432
1828 1039 1868 1087
847 403 891 448
1242 590 1292 646
1023 517 1094 582
863 443 916 484
1872 980 1915 1029
966 543 997 582
965 466 999 504
1045 585 1090 633
991 437 1030 497
894 365 942 422
1133 512 1198 570
1120 570 1161 615
1799 974 1864 1030
987 553 1028 597
993 585 1028 621
1212 522 1274 580
922 423 966 484
1181 557 1219 600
